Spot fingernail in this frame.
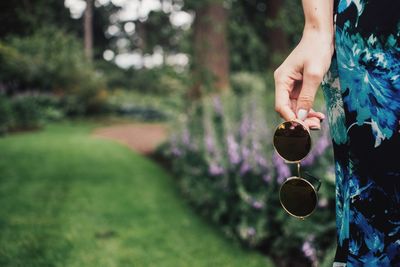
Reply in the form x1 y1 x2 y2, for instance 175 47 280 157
297 109 308 121
310 126 321 131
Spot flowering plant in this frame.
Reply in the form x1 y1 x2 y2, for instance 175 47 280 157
163 90 337 266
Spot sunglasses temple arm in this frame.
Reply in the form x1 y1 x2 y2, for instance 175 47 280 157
304 171 322 191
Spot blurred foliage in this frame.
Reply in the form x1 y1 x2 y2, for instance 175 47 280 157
0 0 77 38
0 95 14 134
228 0 267 72
107 90 183 121
161 85 336 266
141 10 188 54
0 93 66 134
230 72 267 95
180 0 304 72
129 67 187 95
266 0 304 48
90 3 123 59
229 0 304 71
0 0 338 265
96 61 189 96
0 27 107 115
0 0 121 60
11 94 43 130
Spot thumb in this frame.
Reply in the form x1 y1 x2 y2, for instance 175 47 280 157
296 67 323 120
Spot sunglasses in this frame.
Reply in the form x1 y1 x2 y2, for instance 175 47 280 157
273 120 322 219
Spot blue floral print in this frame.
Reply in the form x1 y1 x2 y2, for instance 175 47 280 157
324 0 400 265
335 22 400 147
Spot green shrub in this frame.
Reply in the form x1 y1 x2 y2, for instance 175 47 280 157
11 94 43 130
0 93 66 134
107 90 183 121
0 27 107 115
0 95 14 134
131 67 187 95
32 93 65 121
230 72 267 96
163 90 336 266
97 62 188 96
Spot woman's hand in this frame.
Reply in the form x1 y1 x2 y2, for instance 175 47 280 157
274 29 334 130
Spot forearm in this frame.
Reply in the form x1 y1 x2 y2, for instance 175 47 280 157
302 0 334 40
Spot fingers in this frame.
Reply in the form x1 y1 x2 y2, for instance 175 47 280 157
308 108 325 121
275 104 296 122
274 70 297 121
304 117 322 130
295 65 324 119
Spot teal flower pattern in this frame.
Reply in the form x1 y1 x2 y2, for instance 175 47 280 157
338 0 365 25
327 0 400 265
322 58 349 145
335 22 400 147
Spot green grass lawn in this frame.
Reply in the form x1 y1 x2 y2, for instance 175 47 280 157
0 122 274 267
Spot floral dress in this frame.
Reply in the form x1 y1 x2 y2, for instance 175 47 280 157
321 0 400 266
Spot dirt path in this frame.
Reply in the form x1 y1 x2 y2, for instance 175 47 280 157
92 123 168 155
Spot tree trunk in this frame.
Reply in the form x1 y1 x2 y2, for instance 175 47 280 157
266 0 288 69
190 2 230 99
84 0 93 61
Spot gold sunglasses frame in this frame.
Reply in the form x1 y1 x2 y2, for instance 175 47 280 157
273 119 321 220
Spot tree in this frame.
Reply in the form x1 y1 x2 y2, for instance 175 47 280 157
0 0 78 38
265 0 289 68
190 1 230 99
84 0 94 61
228 0 267 72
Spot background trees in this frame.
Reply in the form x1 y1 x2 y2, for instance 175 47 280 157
0 0 304 95
0 1 336 266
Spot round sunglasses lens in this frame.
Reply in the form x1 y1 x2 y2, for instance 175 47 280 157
279 179 317 217
273 121 311 162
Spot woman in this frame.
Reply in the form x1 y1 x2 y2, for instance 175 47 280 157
274 0 400 266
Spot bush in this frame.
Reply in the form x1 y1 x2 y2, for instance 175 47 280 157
230 72 267 96
0 27 107 115
33 93 65 121
0 95 14 134
163 90 336 266
97 62 188 96
11 94 43 130
131 67 187 95
0 93 66 135
107 90 183 121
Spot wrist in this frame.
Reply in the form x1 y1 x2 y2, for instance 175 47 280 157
302 26 335 54
303 24 334 40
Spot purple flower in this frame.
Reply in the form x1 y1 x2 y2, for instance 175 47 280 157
205 133 215 155
273 152 291 184
212 95 223 116
182 127 190 146
252 141 261 151
263 173 272 183
302 235 318 266
240 162 251 175
241 146 250 159
251 200 264 209
239 115 250 139
171 147 182 157
247 227 256 237
227 134 240 164
318 197 329 208
209 162 224 176
169 133 182 156
254 153 268 168
303 124 332 166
